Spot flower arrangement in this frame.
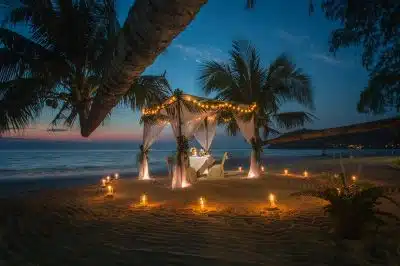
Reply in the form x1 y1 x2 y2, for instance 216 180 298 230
190 147 197 156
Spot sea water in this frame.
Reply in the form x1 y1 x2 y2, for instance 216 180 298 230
0 139 397 181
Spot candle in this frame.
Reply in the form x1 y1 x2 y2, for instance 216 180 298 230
140 194 147 206
114 173 119 179
106 176 110 182
269 193 276 208
199 197 206 210
284 169 288 175
303 171 308 177
238 166 243 172
107 185 114 195
101 178 106 187
261 166 265 172
351 175 357 181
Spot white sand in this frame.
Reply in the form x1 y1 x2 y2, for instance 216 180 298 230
0 156 399 265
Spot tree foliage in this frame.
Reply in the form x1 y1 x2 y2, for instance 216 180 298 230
0 0 170 134
292 173 400 240
199 40 315 139
308 0 400 114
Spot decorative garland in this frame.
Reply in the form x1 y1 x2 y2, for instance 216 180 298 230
176 135 190 166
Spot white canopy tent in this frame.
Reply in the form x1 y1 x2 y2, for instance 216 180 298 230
138 90 261 189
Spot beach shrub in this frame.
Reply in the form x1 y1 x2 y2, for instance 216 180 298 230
292 174 400 240
393 158 400 167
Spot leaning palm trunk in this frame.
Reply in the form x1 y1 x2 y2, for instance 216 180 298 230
81 0 208 137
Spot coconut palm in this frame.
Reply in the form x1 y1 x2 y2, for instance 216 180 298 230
199 40 315 146
87 0 399 137
0 0 171 134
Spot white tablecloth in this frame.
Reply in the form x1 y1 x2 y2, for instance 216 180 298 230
189 155 211 174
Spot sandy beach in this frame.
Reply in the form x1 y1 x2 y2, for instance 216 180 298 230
1 156 399 265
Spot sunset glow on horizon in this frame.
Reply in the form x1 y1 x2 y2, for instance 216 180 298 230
3 123 175 142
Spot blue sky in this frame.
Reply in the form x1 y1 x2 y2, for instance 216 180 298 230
9 0 392 140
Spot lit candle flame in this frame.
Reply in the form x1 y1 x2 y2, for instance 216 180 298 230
284 169 288 175
351 175 357 181
101 178 106 186
269 193 276 208
303 171 308 177
199 197 205 210
238 166 243 172
140 194 147 206
106 176 110 182
261 166 265 172
107 185 113 195
114 173 119 179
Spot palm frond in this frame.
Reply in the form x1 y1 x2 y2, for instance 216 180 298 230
0 78 50 133
198 61 235 96
273 111 316 129
121 74 172 111
261 125 280 139
265 53 314 110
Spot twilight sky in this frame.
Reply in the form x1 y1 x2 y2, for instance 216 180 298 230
7 0 392 141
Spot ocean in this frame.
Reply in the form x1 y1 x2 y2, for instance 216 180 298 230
0 139 398 181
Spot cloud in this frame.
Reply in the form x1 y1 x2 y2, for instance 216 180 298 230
172 43 226 63
310 53 342 65
277 29 309 45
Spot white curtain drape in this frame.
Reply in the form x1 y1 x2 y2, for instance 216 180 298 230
194 114 218 152
234 114 260 178
170 104 211 189
138 120 168 180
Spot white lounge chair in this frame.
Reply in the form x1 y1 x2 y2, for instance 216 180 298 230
207 152 228 179
197 156 215 176
186 166 198 184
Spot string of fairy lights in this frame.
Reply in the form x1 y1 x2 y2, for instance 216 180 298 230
142 95 257 116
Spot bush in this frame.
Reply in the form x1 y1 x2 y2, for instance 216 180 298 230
292 173 399 240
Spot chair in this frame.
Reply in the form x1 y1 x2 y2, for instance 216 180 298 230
186 166 198 184
197 156 215 176
165 156 175 178
207 152 228 179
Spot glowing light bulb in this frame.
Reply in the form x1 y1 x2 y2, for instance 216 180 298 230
284 169 288 175
303 171 308 177
140 194 147 206
351 175 357 181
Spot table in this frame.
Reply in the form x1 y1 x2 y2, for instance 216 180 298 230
189 155 212 174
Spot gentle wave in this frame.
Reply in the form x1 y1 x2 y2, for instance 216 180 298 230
0 148 397 180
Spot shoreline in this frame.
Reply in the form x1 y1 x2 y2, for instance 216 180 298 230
0 155 398 198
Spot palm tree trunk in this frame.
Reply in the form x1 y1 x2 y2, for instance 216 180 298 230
263 117 400 145
80 0 208 137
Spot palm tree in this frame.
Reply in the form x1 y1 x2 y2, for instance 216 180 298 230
0 0 170 134
198 40 315 171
